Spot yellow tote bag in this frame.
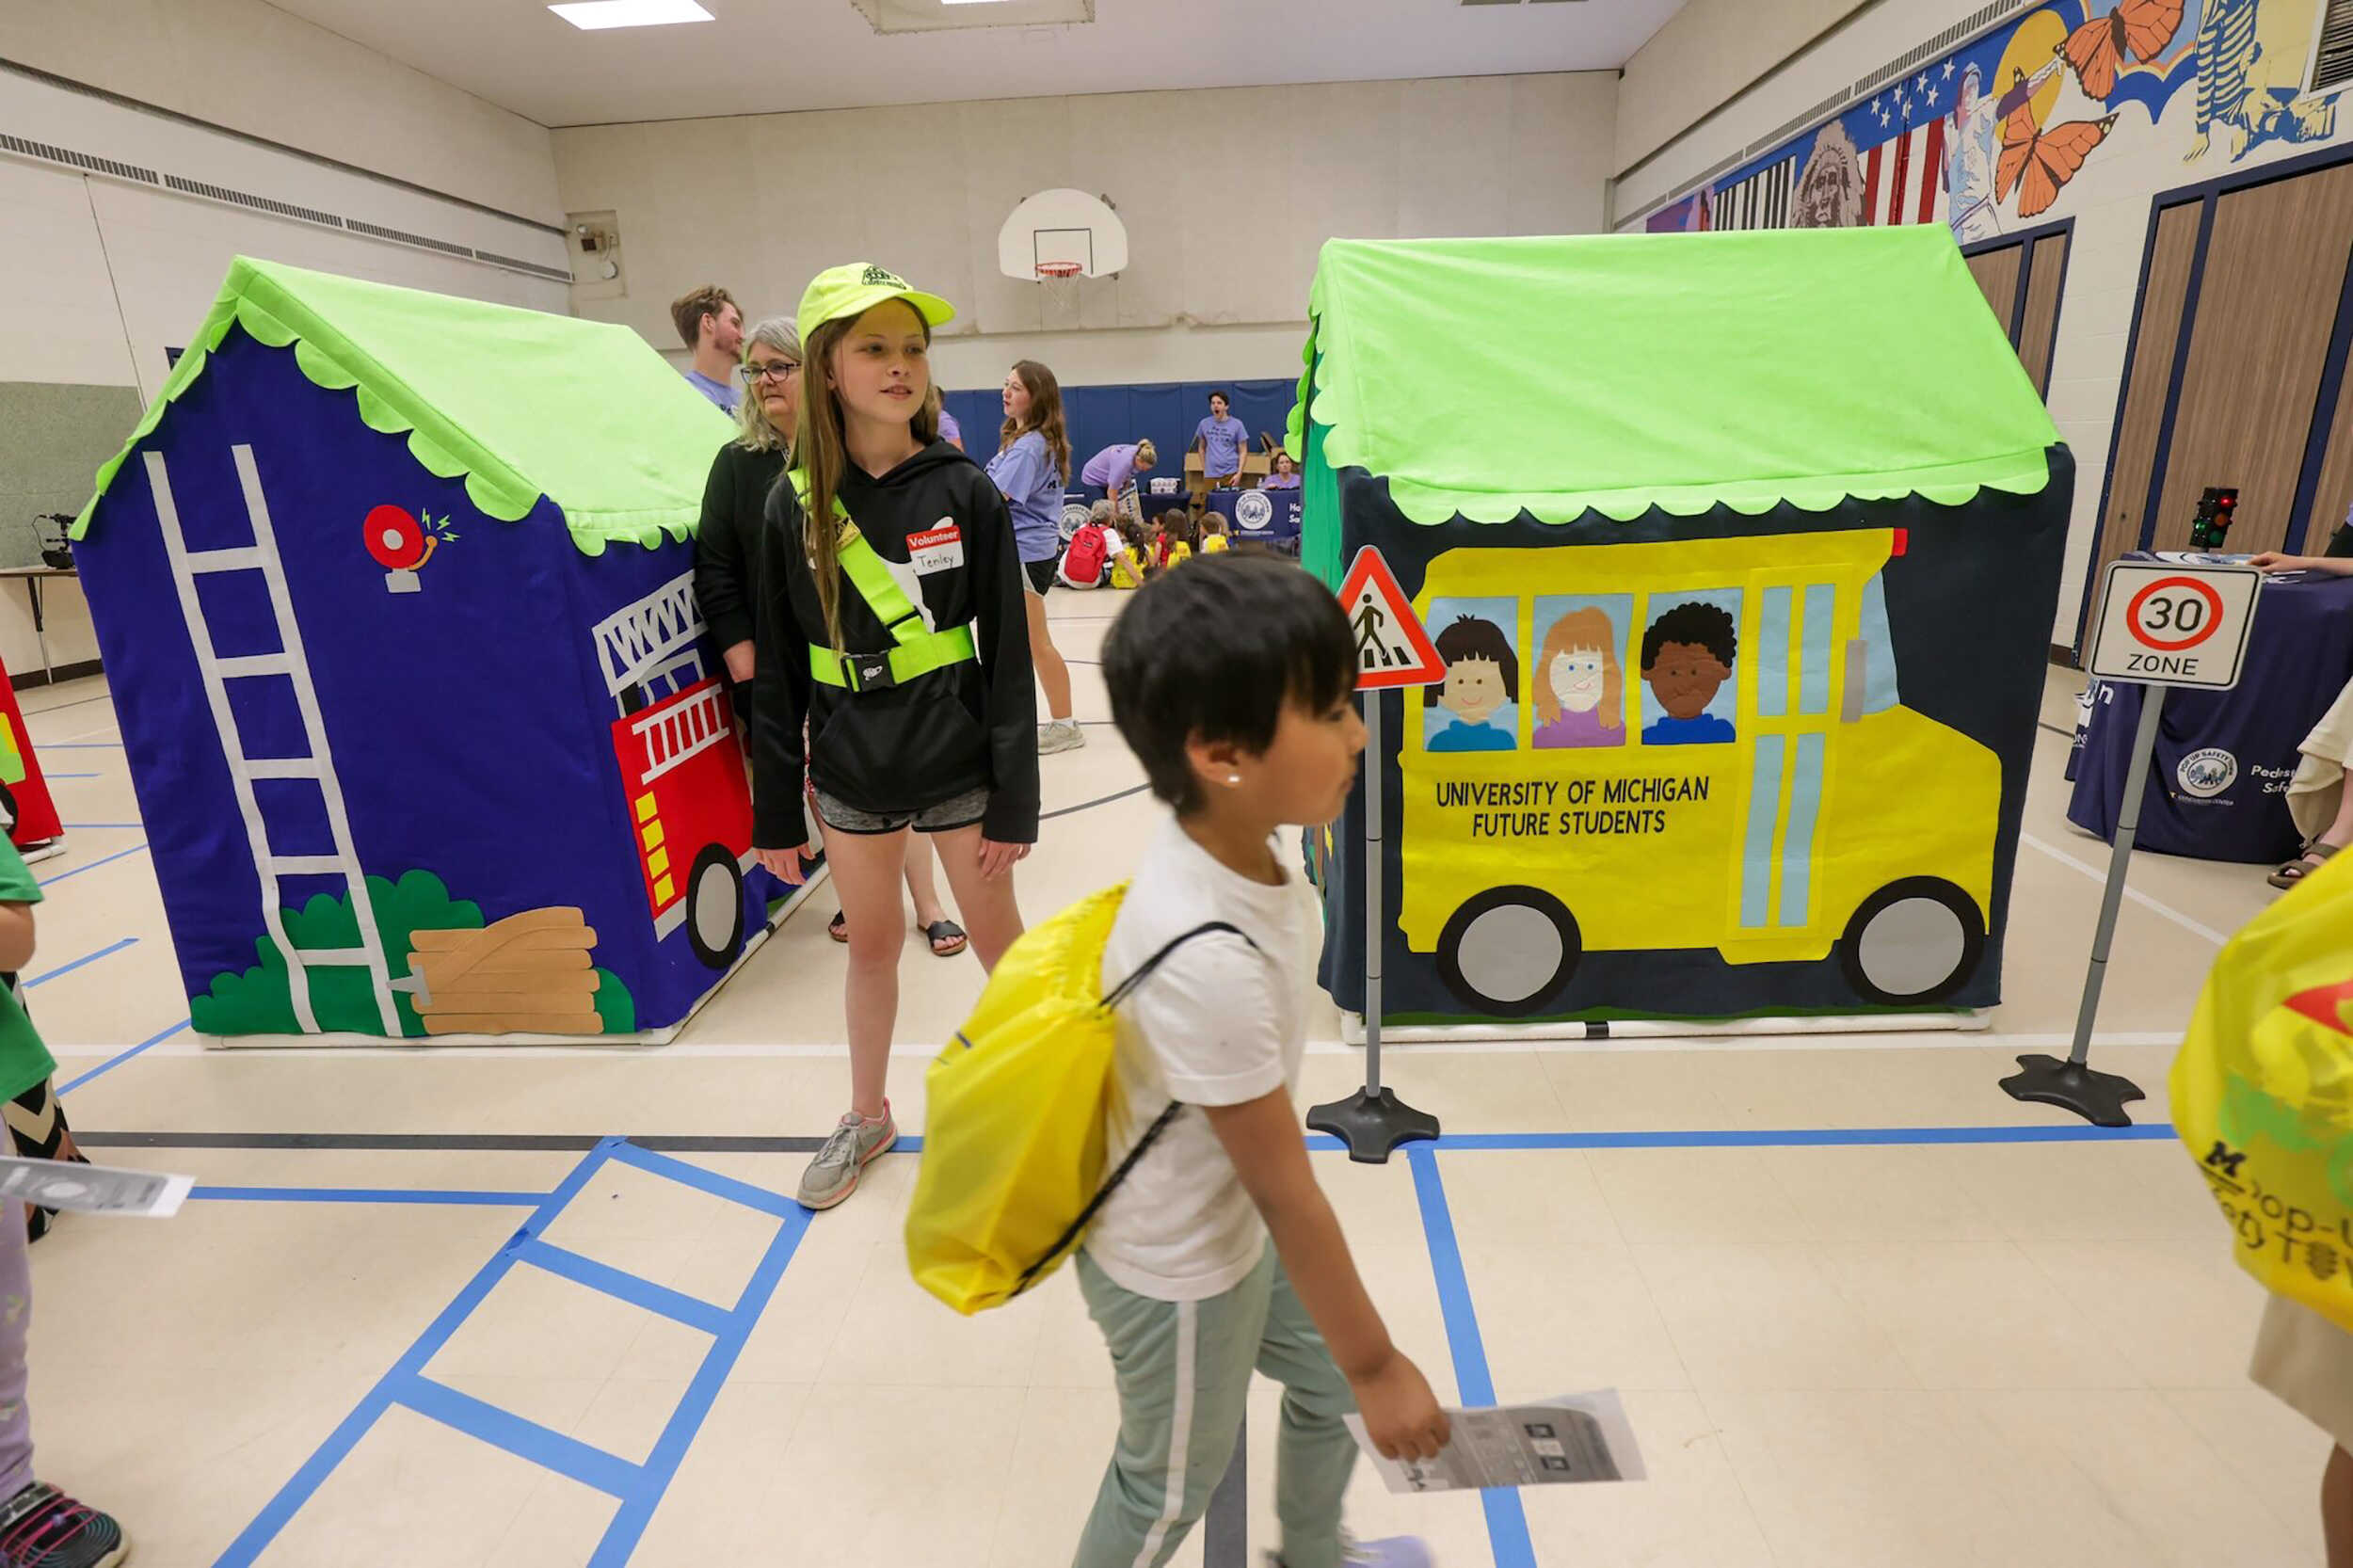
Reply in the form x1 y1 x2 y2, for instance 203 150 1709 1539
2172 849 2353 1332
904 886 1245 1315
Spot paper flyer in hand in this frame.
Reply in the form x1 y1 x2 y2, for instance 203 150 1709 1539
1346 1390 1645 1495
0 1157 192 1218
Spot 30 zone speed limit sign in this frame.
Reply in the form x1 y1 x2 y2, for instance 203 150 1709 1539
2086 560 2260 690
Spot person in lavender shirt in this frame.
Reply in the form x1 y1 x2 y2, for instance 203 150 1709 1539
670 283 744 413
935 392 964 451
1264 451 1302 488
1193 392 1248 487
986 360 1086 755
1080 438 1158 525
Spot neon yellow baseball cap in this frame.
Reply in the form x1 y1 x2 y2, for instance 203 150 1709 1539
796 263 955 348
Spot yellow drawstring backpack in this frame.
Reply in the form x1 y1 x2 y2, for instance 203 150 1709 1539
2172 848 2353 1332
904 887 1250 1314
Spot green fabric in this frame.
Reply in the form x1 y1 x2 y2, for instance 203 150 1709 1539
0 841 56 1102
1283 229 2059 525
73 257 736 554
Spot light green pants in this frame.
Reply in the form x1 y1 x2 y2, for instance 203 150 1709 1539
1074 1246 1359 1568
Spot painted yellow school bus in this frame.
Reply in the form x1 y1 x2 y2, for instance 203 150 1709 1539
1400 527 1999 1016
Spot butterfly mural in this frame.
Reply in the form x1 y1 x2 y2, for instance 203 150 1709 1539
2057 0 2185 101
1996 65 2120 217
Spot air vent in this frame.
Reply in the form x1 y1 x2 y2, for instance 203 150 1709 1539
4 121 570 283
1750 89 1851 158
1853 0 2032 100
163 174 342 229
2317 0 2353 92
473 248 577 284
0 133 157 185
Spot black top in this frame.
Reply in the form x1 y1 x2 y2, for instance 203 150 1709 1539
695 440 787 655
749 440 1040 850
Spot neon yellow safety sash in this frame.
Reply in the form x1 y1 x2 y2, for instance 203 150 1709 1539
793 471 978 693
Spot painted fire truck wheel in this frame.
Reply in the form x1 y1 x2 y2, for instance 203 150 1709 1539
685 843 745 969
363 504 427 570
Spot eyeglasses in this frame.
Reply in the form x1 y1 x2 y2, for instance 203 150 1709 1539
739 360 800 385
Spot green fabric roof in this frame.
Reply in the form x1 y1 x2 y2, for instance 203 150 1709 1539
1287 229 2060 525
73 257 736 554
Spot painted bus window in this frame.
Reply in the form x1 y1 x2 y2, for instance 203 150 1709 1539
1640 594 1740 745
1425 598 1519 752
1531 596 1629 750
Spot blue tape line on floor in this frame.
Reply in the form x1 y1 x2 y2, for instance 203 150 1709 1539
1418 1124 2178 1150
56 1016 189 1095
36 841 148 887
514 1237 736 1336
400 1375 645 1498
24 936 136 988
214 1138 632 1568
41 772 101 778
190 1186 547 1207
606 1138 805 1218
1409 1145 1538 1568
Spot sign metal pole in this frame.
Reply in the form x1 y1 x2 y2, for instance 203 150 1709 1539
1308 549 1442 1163
2001 557 2259 1128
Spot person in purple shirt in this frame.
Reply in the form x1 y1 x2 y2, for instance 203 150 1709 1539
670 283 744 413
937 402 963 450
1264 451 1302 488
1193 391 1248 485
1080 439 1158 524
986 360 1085 755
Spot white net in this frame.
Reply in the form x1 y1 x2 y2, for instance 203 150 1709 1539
1038 265 1081 330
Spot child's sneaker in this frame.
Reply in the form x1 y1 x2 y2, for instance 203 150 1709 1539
796 1103 896 1210
0 1482 129 1568
1038 719 1086 755
1270 1537 1433 1568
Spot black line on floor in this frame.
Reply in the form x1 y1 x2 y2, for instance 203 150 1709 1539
20 694 111 716
2037 721 2076 740
1042 783 1150 822
1206 1415 1246 1566
76 1130 836 1152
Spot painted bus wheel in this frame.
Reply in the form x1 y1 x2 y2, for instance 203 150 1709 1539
685 844 745 969
1839 877 1985 1005
1437 886 1580 1016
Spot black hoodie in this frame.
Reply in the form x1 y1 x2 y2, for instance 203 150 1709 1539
749 440 1039 850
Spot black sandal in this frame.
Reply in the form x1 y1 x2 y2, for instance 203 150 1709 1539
2269 841 2340 889
828 909 849 943
924 920 968 958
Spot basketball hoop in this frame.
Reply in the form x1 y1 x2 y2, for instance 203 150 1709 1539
1036 261 1082 328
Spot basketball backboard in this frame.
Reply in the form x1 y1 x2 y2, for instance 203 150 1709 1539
997 188 1129 280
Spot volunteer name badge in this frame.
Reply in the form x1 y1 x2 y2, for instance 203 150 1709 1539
909 520 964 575
2087 560 2260 691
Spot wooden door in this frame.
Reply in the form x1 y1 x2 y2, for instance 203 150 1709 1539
2095 202 2202 577
1967 246 2023 341
2015 232 2070 396
2151 163 2353 552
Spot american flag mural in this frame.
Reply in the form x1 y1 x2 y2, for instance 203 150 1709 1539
1860 116 1949 229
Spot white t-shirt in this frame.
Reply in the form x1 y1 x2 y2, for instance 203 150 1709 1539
1083 816 1313 1302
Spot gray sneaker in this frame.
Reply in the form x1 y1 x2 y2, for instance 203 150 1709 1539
797 1104 896 1210
1037 718 1087 755
1272 1536 1434 1568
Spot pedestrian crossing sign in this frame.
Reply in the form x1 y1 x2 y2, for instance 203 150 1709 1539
1337 546 1444 690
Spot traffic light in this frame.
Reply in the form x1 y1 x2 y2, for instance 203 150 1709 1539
2190 486 2239 551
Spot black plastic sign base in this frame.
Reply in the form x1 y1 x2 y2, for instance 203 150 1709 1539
1999 1053 2146 1128
1305 1088 1441 1164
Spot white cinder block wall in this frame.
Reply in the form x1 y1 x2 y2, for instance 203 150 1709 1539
551 72 1620 392
0 0 573 682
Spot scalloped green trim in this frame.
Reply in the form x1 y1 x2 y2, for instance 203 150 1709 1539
1287 233 2058 530
71 260 686 552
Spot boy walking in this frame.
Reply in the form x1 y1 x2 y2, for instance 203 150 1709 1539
1086 555 1446 1568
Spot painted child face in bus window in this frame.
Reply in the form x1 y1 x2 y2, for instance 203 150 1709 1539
1439 657 1508 726
1550 648 1608 714
1646 641 1731 720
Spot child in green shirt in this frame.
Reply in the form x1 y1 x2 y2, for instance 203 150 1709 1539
0 838 130 1568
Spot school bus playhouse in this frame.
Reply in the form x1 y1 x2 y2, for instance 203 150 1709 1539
68 258 802 1043
1293 229 2071 1027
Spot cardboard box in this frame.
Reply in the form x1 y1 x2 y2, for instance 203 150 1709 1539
1184 450 1210 496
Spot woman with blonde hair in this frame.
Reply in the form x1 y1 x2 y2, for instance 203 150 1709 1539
1080 437 1158 526
1531 607 1625 749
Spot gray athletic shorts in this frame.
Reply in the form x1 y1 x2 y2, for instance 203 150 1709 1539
813 785 990 837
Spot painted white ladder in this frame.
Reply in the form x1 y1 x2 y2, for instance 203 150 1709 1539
146 446 401 1036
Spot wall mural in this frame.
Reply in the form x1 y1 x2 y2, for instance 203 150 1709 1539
1646 0 2342 240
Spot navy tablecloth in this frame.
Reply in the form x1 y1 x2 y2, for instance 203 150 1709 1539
1141 486 1305 544
2067 567 2353 863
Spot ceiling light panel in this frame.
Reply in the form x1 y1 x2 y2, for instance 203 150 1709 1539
549 0 713 30
852 0 1092 35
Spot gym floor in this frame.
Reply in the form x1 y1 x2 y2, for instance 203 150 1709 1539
15 595 2326 1566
